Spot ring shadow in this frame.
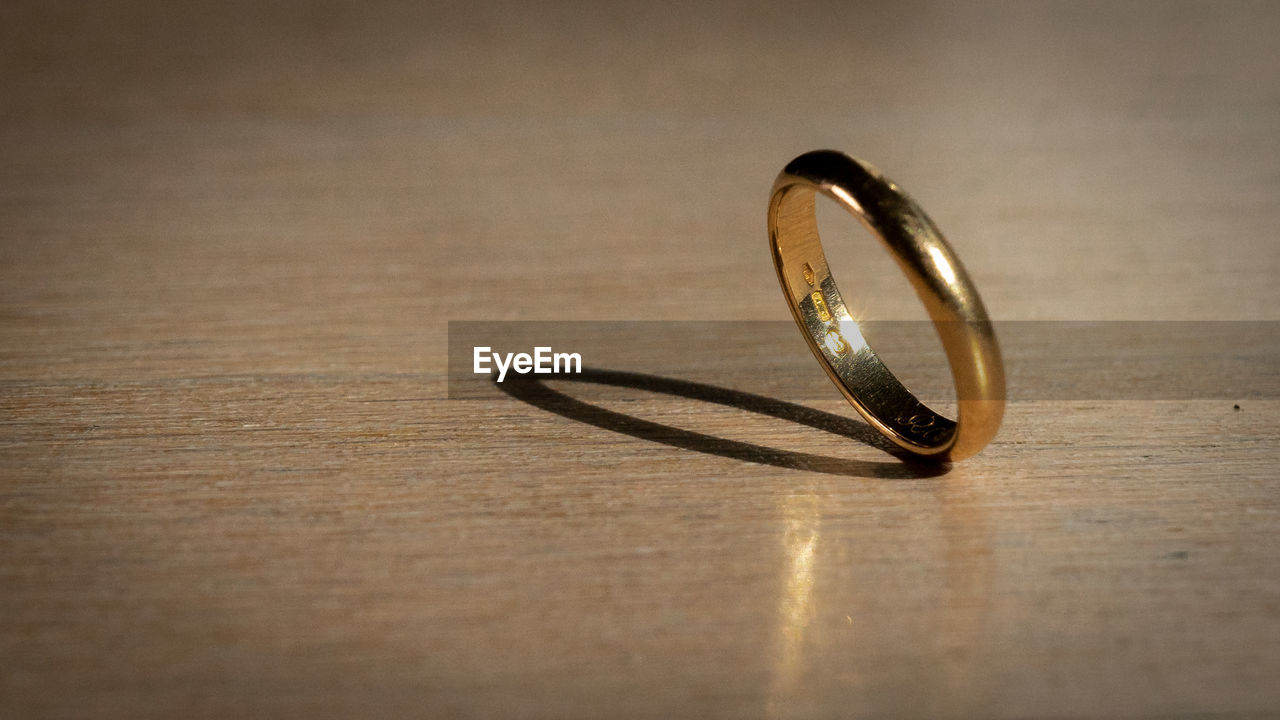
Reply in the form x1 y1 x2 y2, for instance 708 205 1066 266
495 367 949 479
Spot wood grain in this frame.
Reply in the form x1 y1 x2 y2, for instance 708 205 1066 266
2 1 1279 717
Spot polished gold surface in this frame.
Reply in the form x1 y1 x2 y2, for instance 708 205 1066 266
770 151 1005 460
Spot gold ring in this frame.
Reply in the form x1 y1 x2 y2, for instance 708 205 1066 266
768 150 1005 461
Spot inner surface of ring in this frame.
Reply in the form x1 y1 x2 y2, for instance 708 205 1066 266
773 185 957 451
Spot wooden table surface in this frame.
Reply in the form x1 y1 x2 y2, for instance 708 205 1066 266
3 1 1279 717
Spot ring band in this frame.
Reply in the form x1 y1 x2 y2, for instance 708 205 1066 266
768 150 1005 460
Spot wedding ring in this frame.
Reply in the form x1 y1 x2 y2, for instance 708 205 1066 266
768 150 1005 460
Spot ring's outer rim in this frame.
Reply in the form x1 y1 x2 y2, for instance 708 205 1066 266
768 149 1005 461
